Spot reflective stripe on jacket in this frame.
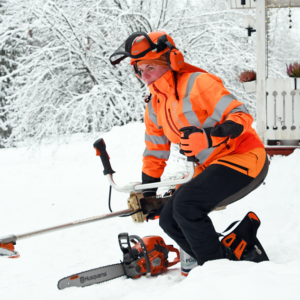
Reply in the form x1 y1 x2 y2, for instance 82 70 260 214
142 70 264 179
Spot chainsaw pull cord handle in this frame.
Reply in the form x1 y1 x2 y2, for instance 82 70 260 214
93 138 115 175
166 245 180 267
129 235 151 276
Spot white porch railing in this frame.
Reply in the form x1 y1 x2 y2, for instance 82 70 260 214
265 78 300 143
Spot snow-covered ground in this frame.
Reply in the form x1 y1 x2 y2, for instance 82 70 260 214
1 123 300 299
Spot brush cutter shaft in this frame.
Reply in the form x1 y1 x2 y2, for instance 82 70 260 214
0 208 133 244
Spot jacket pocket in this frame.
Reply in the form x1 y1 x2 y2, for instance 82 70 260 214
218 159 249 175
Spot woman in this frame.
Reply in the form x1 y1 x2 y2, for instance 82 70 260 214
110 31 268 266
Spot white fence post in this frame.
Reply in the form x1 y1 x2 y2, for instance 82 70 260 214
256 0 267 143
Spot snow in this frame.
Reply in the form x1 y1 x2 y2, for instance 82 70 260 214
1 122 300 299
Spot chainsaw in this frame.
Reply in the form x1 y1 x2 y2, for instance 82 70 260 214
58 232 180 289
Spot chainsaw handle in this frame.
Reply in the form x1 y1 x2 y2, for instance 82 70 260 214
129 235 151 276
167 245 180 267
93 138 115 175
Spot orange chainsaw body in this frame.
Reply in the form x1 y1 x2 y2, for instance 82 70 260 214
130 236 180 278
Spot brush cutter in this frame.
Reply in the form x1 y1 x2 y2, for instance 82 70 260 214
0 138 196 258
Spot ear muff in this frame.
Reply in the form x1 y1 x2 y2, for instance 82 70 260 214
168 48 184 71
165 41 184 71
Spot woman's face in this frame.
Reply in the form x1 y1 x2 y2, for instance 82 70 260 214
138 64 170 85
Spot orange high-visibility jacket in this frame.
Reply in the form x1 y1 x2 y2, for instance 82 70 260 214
142 70 264 179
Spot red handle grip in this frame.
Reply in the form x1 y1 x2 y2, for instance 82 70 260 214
93 138 115 175
166 245 180 267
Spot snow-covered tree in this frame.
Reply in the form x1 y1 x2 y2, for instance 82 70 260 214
1 0 149 146
0 0 26 147
1 0 293 147
265 7 300 78
0 46 15 148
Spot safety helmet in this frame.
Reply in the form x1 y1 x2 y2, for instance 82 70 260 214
110 31 184 76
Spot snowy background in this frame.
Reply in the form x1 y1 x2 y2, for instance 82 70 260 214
1 0 300 299
1 0 300 148
1 122 300 300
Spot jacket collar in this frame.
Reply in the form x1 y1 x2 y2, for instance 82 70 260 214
148 70 175 95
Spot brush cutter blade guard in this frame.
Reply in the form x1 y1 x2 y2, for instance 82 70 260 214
0 243 20 258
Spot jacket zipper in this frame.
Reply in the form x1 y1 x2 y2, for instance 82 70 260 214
153 84 180 137
168 109 180 136
218 159 249 175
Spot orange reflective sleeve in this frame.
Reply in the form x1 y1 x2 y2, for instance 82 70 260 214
190 73 256 148
142 155 168 178
192 73 244 124
142 102 170 179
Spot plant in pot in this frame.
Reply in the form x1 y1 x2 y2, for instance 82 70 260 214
286 62 300 90
238 70 256 93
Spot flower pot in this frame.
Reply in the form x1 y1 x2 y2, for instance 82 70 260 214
289 77 300 90
243 80 256 93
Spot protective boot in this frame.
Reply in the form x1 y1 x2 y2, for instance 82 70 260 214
220 212 269 263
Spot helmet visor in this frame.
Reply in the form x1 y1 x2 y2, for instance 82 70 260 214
109 31 167 66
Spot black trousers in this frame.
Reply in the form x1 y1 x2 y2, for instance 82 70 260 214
159 158 268 265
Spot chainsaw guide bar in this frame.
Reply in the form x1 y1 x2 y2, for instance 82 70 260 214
58 263 126 289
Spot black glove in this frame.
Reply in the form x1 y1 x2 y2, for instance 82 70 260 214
146 204 164 221
142 172 160 198
143 190 157 198
211 120 243 139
